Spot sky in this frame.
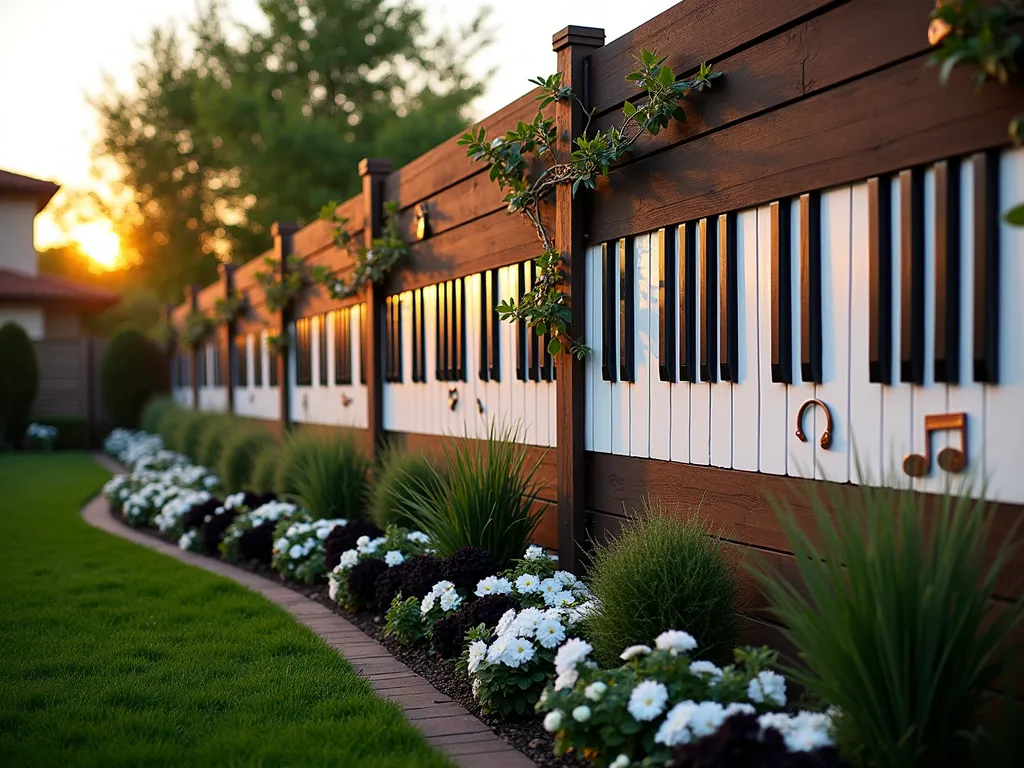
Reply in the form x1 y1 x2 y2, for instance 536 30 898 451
0 0 676 252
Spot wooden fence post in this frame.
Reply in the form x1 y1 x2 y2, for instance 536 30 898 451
219 262 235 414
553 26 605 573
359 157 393 453
273 221 299 431
186 284 200 409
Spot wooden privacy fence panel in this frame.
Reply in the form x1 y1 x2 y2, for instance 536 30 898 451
33 337 107 445
168 1 1024 593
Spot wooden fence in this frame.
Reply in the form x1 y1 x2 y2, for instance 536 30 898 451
33 337 107 445
169 0 1024 644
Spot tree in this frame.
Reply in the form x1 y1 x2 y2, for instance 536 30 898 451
0 322 40 447
90 0 491 301
100 327 165 429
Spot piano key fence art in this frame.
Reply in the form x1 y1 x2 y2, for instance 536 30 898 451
149 3 1024 765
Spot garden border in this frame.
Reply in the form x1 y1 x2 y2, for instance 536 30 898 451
83 453 535 768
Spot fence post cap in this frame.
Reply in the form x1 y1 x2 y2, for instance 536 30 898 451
271 221 299 237
358 157 393 177
552 25 604 52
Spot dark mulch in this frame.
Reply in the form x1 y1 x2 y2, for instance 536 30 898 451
105 504 580 768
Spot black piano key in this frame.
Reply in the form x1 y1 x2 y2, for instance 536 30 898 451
516 262 528 382
478 273 489 381
456 277 466 382
680 223 697 383
934 161 961 384
411 291 420 382
619 237 635 383
601 242 617 383
528 261 541 381
719 213 738 382
419 289 426 382
447 280 456 380
867 178 893 384
342 308 352 384
395 296 403 383
436 283 446 381
699 219 718 383
384 299 392 382
899 168 925 385
488 270 500 380
799 192 823 384
770 201 793 384
658 227 677 382
973 151 1000 384
541 327 552 381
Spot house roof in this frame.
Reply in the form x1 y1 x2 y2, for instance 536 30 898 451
0 168 60 212
0 266 119 309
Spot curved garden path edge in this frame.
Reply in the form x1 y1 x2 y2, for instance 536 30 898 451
83 453 535 768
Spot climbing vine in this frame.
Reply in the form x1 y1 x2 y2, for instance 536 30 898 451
254 255 306 313
267 332 289 357
458 49 721 358
213 291 246 325
314 200 407 299
182 309 215 348
929 0 1024 224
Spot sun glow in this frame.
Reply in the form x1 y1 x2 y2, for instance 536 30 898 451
70 221 121 269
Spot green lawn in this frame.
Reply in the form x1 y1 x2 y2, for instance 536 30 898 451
0 453 453 768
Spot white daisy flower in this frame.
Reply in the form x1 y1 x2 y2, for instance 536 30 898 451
627 680 669 722
748 670 787 707
620 644 652 661
655 630 698 654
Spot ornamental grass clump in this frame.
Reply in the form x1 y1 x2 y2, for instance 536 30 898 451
585 502 740 667
749 476 1024 768
195 414 236 469
280 431 371 518
250 445 281 494
171 409 208 460
140 397 177 435
369 443 447 529
219 428 277 492
396 423 544 569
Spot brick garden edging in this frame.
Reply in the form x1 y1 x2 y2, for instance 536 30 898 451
83 455 535 768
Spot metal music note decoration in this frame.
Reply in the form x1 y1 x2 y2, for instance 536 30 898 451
448 387 459 411
415 203 431 240
903 412 968 477
795 398 833 449
340 394 353 407
476 397 485 415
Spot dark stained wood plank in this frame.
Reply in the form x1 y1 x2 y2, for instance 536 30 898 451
933 159 961 384
799 192 822 384
972 150 1000 384
867 176 894 384
619 237 635 383
899 167 926 385
589 54 1024 243
770 200 793 384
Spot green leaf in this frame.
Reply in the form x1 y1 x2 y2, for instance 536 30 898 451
623 100 637 119
657 64 675 87
1004 202 1024 227
547 337 562 355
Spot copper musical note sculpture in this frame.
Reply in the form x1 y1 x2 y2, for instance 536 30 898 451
476 397 485 415
340 394 353 407
903 412 968 477
795 398 833 449
448 387 459 411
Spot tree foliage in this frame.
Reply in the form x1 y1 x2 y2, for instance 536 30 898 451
91 0 491 300
0 322 40 446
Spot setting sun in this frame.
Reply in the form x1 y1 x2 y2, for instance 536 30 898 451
70 220 121 269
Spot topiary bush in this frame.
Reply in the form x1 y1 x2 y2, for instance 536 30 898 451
0 322 39 447
369 443 446 529
140 396 177 434
442 546 497 592
584 501 741 668
250 445 281 494
219 428 277 493
100 327 164 428
282 431 371 519
172 410 208 461
195 414 235 469
324 519 383 571
156 404 186 450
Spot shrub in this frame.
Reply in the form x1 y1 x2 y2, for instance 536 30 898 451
170 410 208 460
346 558 389 610
250 445 281 494
0 321 39 446
284 431 371 519
220 499 298 564
324 519 383 570
156 404 186 449
384 595 428 646
396 424 544 569
271 516 346 584
195 414 236 469
140 397 176 434
370 443 446 529
28 415 90 450
219 428 277 493
201 492 275 556
181 496 223 532
750 479 1024 768
100 327 163 428
584 502 740 668
373 555 444 610
443 546 497 592
430 593 519 659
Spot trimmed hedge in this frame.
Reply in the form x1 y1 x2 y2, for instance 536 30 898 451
33 415 90 450
100 328 164 429
140 397 177 435
195 414 236 469
0 322 39 446
251 445 282 494
219 429 278 493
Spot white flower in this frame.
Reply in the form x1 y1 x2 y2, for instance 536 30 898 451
177 530 197 551
546 590 575 607
655 630 698 654
542 710 563 732
439 589 462 612
524 544 545 560
359 536 384 555
688 701 727 738
502 637 535 668
572 705 592 722
472 677 481 699
486 636 509 664
384 550 405 567
725 702 756 717
535 617 566 648
430 580 455 597
515 573 540 593
289 544 304 559
406 530 430 544
511 607 545 635
467 640 487 673
328 576 340 602
627 680 669 722
420 592 436 615
539 577 560 597
495 609 517 637
274 537 288 551
689 660 723 681
554 669 578 690
554 638 592 675
620 644 652 661
758 711 833 752
748 670 787 707
654 700 697 746
610 755 631 768
475 576 512 597
584 681 607 701
553 570 577 586
338 549 359 570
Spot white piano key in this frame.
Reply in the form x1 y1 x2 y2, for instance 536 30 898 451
585 248 596 452
422 286 440 437
649 230 672 461
732 208 760 472
879 176 914 487
496 267 514 437
483 275 502 442
911 168 953 496
669 229 691 464
787 198 816 479
545 367 557 447
631 233 652 458
690 221 712 467
946 160 986 493
984 147 1024 503
848 183 884 483
591 246 613 454
522 271 539 446
610 240 631 456
463 277 482 440
506 269 527 441
814 187 852 483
